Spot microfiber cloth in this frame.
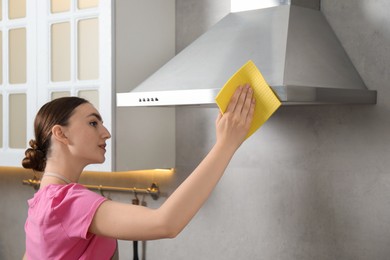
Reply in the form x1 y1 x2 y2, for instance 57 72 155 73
215 60 281 139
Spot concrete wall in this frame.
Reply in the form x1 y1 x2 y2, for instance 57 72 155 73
145 0 390 259
175 0 230 52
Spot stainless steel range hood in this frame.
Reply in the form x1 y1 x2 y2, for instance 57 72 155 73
117 3 377 107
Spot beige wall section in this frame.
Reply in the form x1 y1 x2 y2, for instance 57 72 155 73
51 22 71 82
9 28 26 84
9 93 26 148
9 0 26 19
78 18 99 80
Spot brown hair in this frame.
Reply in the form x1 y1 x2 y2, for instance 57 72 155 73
22 97 89 172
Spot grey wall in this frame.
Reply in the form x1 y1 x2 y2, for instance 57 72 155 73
175 0 230 52
0 170 32 259
145 0 390 259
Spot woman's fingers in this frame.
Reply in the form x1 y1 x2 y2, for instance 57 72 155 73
225 84 254 115
225 85 243 113
245 96 256 126
238 85 255 134
225 84 255 129
240 85 254 115
215 84 256 149
240 86 255 122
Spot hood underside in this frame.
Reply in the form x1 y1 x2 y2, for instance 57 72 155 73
117 5 377 107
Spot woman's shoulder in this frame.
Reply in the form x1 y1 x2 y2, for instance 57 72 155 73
52 183 104 205
38 183 87 198
31 183 104 209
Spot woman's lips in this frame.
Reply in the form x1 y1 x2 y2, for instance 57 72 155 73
99 144 106 151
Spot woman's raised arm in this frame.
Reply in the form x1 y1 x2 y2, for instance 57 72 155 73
89 85 255 241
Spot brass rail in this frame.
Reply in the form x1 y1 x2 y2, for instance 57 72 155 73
22 179 160 200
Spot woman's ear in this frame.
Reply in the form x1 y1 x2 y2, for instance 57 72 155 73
52 125 68 145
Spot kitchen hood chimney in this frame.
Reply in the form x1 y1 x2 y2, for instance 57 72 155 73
117 1 377 107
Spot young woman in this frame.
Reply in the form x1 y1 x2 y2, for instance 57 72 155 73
22 85 255 259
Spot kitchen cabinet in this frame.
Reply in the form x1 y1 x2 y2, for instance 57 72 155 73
0 0 112 169
0 0 175 171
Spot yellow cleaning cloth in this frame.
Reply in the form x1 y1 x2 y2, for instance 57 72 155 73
215 60 281 139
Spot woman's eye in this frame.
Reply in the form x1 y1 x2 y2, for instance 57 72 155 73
89 121 98 127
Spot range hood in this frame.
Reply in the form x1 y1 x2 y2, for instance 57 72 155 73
117 2 377 107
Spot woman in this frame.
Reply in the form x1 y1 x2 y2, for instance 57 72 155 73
22 85 255 259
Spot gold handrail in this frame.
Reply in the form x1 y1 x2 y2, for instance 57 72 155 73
22 179 160 200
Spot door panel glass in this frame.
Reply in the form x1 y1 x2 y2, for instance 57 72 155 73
9 28 26 84
51 91 70 100
9 0 26 19
0 31 2 84
51 0 70 13
9 93 26 148
78 90 99 108
51 22 71 82
78 18 99 80
78 0 98 9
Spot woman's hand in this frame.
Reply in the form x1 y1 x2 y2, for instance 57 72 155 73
215 84 256 151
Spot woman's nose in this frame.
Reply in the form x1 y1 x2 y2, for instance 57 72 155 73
102 126 111 139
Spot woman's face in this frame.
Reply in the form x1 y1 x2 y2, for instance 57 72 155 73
62 102 111 166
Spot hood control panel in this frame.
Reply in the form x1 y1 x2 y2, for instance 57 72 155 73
139 97 159 102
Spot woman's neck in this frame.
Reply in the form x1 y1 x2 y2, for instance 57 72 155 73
44 160 83 184
43 172 72 184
